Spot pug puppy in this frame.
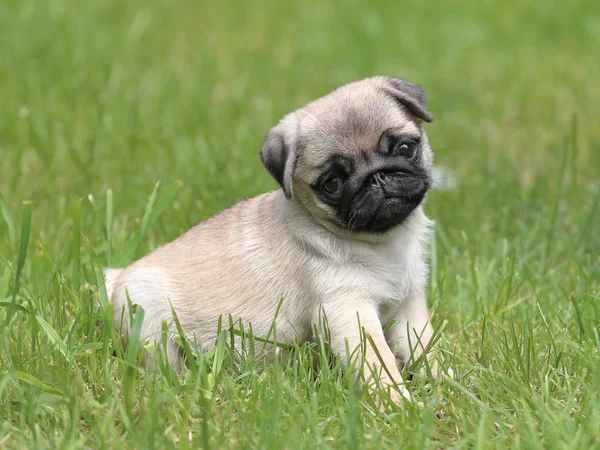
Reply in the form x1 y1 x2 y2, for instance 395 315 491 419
104 76 441 405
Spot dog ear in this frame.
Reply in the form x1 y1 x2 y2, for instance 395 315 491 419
260 117 299 199
378 76 434 123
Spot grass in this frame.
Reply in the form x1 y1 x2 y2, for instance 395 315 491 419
1 0 599 447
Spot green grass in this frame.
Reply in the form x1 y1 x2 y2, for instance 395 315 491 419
1 0 599 448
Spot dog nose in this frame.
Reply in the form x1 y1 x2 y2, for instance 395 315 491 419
370 172 387 187
369 170 425 198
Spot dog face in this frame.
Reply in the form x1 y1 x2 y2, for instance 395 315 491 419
260 76 434 235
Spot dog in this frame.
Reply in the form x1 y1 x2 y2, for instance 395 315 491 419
104 76 442 405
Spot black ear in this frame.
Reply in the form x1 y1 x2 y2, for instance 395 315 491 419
379 76 434 123
259 121 298 199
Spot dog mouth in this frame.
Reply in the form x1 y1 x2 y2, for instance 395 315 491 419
345 194 425 232
360 196 425 231
340 173 429 233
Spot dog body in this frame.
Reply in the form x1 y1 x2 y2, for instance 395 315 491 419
106 76 439 403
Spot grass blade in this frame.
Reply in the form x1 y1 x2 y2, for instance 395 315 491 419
0 301 30 315
0 195 16 252
106 189 114 266
2 201 33 328
71 198 82 294
35 315 77 370
127 180 183 261
10 371 66 397
123 302 145 416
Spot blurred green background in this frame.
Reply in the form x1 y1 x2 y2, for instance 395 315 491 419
1 0 599 448
2 0 598 221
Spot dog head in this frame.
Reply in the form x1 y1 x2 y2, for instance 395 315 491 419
260 76 434 236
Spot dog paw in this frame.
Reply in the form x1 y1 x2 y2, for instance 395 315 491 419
375 384 423 411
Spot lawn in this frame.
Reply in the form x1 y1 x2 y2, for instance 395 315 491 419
1 0 599 448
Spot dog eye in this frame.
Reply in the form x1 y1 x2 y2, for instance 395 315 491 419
323 176 343 195
391 140 417 159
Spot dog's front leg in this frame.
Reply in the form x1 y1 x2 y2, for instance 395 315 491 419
385 290 437 378
317 301 412 406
